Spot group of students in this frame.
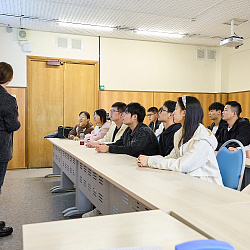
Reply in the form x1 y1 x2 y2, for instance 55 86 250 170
67 96 250 218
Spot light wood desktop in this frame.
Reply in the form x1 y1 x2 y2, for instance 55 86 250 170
171 202 250 250
23 210 206 250
48 138 250 213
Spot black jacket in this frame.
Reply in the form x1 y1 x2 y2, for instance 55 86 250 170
0 85 21 162
207 119 228 140
149 119 161 133
216 117 250 150
159 123 181 157
108 122 159 157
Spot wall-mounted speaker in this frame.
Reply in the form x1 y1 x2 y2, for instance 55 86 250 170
18 29 28 41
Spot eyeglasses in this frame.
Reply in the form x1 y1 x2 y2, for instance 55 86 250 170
182 95 187 109
158 109 170 114
110 110 120 114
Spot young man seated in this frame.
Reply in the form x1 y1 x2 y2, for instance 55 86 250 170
158 101 181 156
147 107 161 133
68 111 94 140
96 102 160 157
217 101 250 150
207 102 227 139
85 102 127 147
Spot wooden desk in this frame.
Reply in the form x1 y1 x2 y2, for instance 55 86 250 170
48 139 250 216
23 210 206 250
171 202 250 250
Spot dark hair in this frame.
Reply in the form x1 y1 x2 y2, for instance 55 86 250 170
163 100 176 113
147 107 158 114
177 96 204 146
112 102 126 113
225 101 242 117
125 102 146 123
95 109 107 124
0 62 13 84
208 102 224 113
79 111 90 119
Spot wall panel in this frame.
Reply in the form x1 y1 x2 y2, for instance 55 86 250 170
6 87 26 169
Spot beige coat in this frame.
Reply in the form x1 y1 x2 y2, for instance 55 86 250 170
98 122 128 143
148 124 223 185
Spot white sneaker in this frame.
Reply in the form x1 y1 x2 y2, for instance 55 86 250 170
82 208 101 218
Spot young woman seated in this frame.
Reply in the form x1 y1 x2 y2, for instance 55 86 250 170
137 95 223 185
84 109 111 142
68 111 94 140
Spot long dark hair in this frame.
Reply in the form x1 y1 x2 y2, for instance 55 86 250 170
95 109 107 124
178 96 203 147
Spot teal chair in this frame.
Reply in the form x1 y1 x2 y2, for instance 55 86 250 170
217 139 246 190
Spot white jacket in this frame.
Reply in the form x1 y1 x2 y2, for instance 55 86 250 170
98 122 128 143
148 124 223 185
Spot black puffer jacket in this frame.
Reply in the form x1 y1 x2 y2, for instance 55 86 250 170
108 122 159 157
159 123 181 157
216 117 250 150
0 85 21 162
207 119 228 140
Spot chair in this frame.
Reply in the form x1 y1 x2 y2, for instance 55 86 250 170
217 139 246 190
175 239 234 250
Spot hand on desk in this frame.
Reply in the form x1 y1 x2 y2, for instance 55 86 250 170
247 150 250 158
228 147 237 151
86 141 99 148
96 144 109 153
137 155 149 167
73 136 79 141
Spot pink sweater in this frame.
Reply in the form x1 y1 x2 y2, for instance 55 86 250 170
84 120 112 142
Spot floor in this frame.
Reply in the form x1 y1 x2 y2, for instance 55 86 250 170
0 168 76 250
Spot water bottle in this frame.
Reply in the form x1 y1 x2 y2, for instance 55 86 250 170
80 133 85 145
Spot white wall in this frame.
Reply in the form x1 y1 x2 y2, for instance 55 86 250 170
100 37 220 93
0 27 99 87
228 38 250 92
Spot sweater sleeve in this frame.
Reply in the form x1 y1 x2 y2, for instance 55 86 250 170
148 140 211 173
68 125 78 139
3 96 20 132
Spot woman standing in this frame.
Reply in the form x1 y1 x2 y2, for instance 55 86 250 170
0 62 21 237
137 95 223 185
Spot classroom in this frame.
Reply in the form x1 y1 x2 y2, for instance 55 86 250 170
1 0 250 249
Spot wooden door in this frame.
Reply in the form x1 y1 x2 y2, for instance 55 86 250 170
64 63 98 126
27 59 64 168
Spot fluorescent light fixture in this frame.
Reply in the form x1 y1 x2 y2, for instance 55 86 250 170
58 21 114 31
136 29 185 38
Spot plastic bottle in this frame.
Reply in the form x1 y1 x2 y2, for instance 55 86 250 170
80 133 85 145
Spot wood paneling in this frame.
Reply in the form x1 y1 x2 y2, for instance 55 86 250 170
64 63 98 126
154 92 215 127
229 91 250 119
6 87 26 169
27 59 64 168
99 90 154 125
215 93 228 104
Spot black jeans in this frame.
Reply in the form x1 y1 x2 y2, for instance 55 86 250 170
0 162 8 194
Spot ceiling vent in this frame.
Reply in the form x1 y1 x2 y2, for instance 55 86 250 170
196 49 216 61
196 49 205 60
56 37 83 50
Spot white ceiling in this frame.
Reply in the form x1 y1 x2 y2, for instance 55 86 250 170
0 0 250 46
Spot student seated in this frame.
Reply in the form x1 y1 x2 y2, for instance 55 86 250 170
207 102 227 139
84 109 111 142
68 111 94 140
137 96 223 185
147 107 161 133
86 102 127 147
158 100 181 156
216 101 250 150
95 102 159 157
